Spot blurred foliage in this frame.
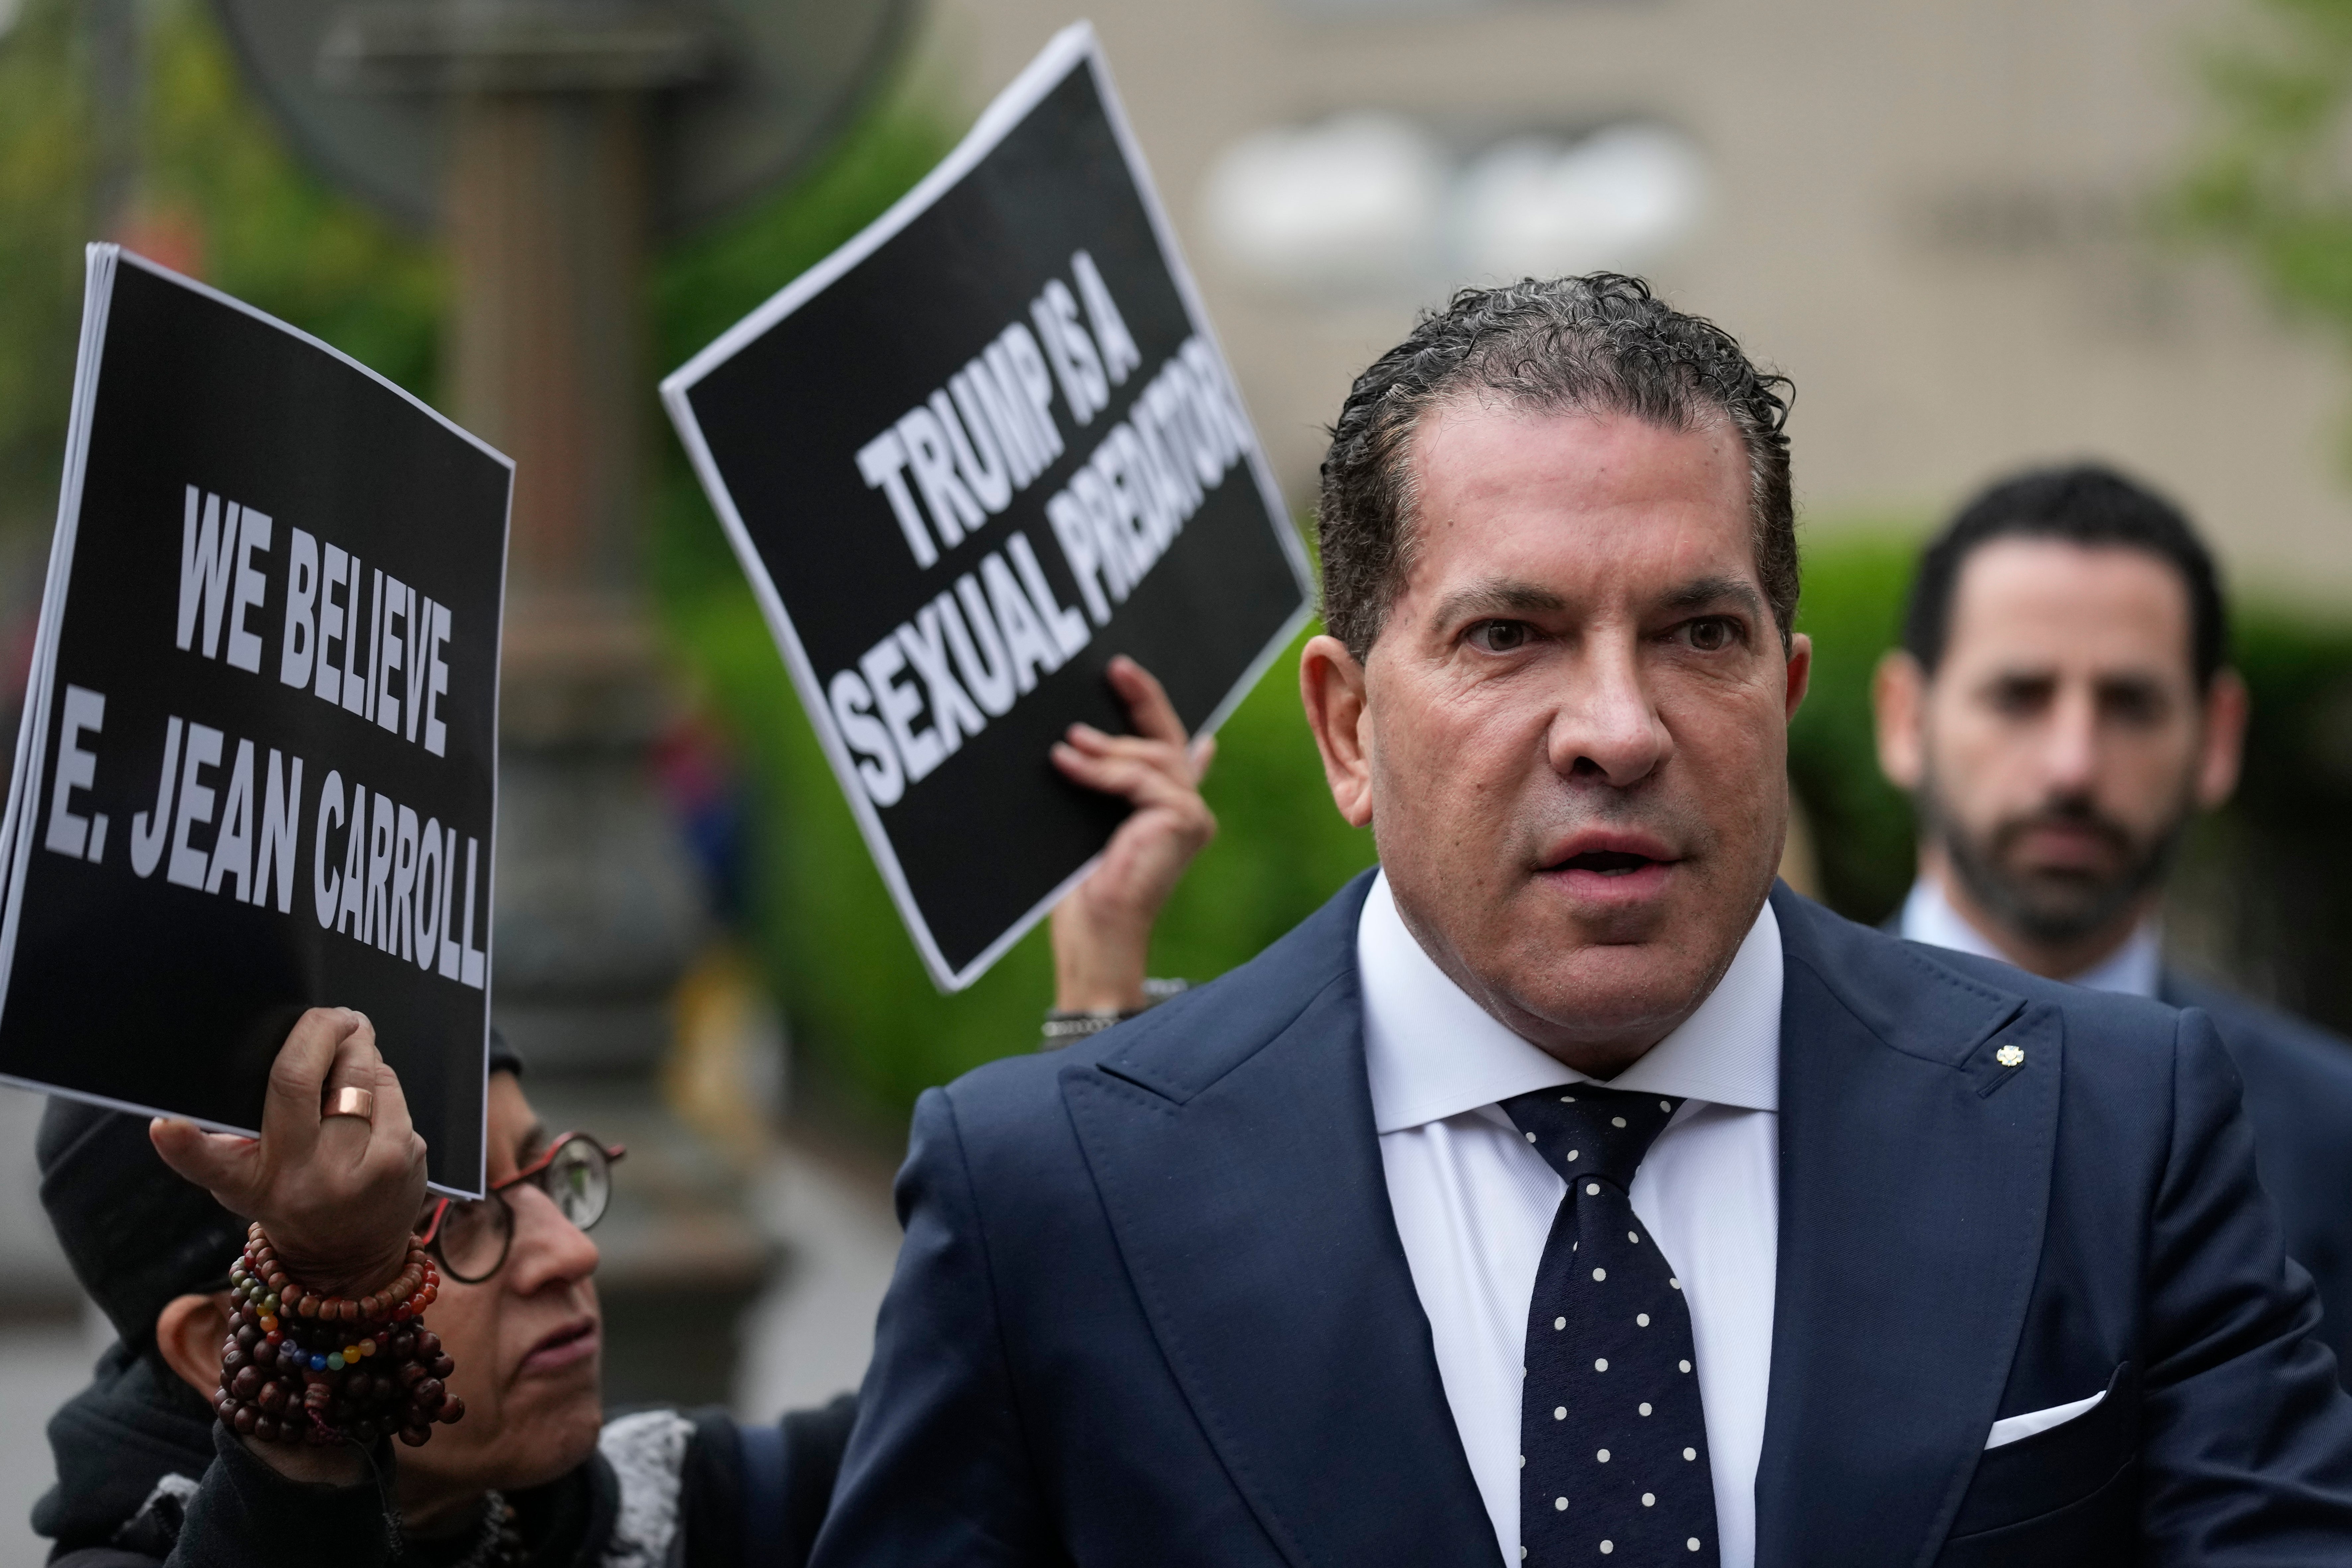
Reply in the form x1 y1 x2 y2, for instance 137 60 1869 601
0 0 441 538
2178 0 2352 462
2168 604 2352 1032
2177 0 2352 312
137 0 443 396
1785 531 1920 926
0 0 94 535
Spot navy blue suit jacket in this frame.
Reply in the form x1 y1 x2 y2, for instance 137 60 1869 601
811 877 2352 1566
2159 971 2352 1383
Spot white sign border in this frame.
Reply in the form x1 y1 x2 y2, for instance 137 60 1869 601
662 21 1315 993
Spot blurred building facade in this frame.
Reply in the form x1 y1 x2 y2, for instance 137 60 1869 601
923 0 2352 598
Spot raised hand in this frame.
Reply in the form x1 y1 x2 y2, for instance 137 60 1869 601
1049 655 1218 1013
149 1007 427 1300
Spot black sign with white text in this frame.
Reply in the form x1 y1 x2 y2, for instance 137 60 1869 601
663 25 1312 989
0 249 509 1193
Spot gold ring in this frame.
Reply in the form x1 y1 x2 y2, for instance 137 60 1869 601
324 1086 376 1122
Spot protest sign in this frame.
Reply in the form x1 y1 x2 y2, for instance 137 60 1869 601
663 23 1314 991
0 247 509 1194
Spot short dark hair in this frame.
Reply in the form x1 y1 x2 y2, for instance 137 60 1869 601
1316 273 1797 661
1903 464 2229 687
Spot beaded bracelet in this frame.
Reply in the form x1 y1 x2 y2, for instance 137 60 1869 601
215 1221 465 1447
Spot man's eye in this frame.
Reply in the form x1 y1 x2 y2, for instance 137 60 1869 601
1987 679 2051 717
1467 620 1530 653
2100 685 2167 727
1684 617 1739 652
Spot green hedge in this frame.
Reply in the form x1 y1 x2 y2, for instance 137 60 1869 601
1785 531 1920 924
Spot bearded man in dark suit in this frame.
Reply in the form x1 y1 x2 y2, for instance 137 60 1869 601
1874 464 2352 1385
812 277 2352 1567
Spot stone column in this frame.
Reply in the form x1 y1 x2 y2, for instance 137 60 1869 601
326 4 772 1402
443 81 705 1076
321 0 718 1076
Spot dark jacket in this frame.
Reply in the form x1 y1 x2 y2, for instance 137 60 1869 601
33 1335 855 1568
814 875 2352 1566
2161 970 2352 1381
1887 909 2352 1389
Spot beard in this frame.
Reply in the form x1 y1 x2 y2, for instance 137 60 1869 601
1918 766 2193 948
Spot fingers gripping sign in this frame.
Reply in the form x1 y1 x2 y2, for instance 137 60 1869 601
1049 656 1219 1012
150 1007 427 1299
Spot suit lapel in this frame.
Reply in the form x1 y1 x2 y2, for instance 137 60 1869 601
1754 889 2063 1568
1060 874 1495 1568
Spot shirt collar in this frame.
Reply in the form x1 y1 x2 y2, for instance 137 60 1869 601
1358 870 1782 1135
1897 876 2161 999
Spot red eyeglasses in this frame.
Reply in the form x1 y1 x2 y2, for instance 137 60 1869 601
416 1133 626 1284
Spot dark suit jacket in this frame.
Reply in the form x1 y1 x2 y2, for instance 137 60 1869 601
1885 911 2352 1388
811 877 2352 1566
2159 971 2352 1382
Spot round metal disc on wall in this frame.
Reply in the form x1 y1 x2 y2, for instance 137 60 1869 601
208 0 914 235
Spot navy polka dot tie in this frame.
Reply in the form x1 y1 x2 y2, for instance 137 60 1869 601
1504 1084 1718 1565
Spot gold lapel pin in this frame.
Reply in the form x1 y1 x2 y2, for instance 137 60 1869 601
1995 1044 2026 1069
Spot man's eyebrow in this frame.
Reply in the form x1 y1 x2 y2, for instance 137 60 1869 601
1658 575 1766 617
516 1122 549 1165
1430 580 1570 626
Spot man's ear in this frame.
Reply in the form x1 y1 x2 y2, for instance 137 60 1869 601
155 1291 233 1403
1872 648 1928 792
1783 632 1813 722
2196 667 2249 810
1299 633 1376 828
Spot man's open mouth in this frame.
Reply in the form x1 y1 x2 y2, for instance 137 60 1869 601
1555 850 1659 878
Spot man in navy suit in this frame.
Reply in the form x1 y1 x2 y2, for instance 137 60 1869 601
812 276 2352 1567
1873 464 2352 1381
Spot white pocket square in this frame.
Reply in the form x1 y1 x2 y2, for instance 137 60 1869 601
1985 1389 2106 1450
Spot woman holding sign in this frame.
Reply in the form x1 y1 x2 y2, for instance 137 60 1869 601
30 658 1215 1568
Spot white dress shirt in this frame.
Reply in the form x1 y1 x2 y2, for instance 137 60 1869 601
1897 876 2161 998
1358 873 1782 1568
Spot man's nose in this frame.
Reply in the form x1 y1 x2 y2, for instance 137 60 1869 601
502 1184 601 1295
1546 640 1670 787
2041 685 2100 793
